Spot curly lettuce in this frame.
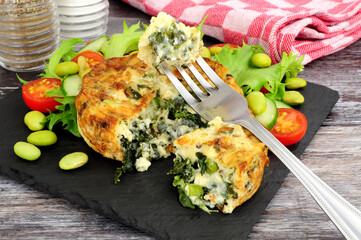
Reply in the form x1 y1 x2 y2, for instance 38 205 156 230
101 21 145 59
214 43 304 100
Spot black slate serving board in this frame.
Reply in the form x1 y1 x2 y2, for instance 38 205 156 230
0 82 338 239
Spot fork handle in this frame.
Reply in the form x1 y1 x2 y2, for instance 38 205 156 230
235 116 361 240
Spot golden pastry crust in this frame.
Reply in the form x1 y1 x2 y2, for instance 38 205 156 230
75 54 157 161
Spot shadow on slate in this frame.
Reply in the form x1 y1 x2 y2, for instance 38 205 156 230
0 81 339 239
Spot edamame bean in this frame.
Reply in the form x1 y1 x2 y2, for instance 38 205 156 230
14 141 41 161
59 152 88 170
200 46 211 59
285 77 307 89
282 91 304 105
209 46 223 55
27 130 57 146
24 111 47 131
251 53 271 68
54 62 79 76
246 91 267 115
206 158 219 174
186 184 203 197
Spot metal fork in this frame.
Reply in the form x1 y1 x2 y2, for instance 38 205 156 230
160 56 361 240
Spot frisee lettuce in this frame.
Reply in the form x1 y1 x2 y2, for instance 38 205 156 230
214 43 304 100
101 21 145 59
46 96 80 137
39 38 84 137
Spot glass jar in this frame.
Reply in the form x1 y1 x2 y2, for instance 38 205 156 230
56 0 109 41
0 0 59 72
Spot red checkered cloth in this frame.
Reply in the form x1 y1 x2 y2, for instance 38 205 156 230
122 0 361 64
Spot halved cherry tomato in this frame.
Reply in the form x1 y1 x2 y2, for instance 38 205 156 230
208 43 240 49
270 108 307 146
22 78 62 113
71 50 105 68
260 84 272 94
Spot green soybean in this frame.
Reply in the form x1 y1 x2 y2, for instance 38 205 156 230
209 46 223 55
59 152 88 170
200 46 211 59
285 77 307 89
27 130 57 146
24 111 47 131
206 159 219 174
251 53 272 68
54 62 79 76
246 91 267 115
187 184 204 197
282 91 304 105
14 141 41 161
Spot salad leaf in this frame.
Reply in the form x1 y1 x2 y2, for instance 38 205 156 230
101 21 145 59
214 43 304 100
46 96 80 137
62 51 79 62
16 73 29 85
40 38 84 79
195 15 208 39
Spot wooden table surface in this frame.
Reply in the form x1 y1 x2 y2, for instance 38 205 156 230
1 1 360 239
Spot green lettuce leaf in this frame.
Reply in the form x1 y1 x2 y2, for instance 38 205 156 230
195 15 208 39
46 96 80 137
101 21 145 59
214 43 304 100
16 73 29 85
40 38 84 79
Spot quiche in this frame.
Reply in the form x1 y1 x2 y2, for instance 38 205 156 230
138 12 203 67
75 54 242 176
170 117 269 213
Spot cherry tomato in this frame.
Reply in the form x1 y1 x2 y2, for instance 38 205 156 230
270 108 307 146
22 78 62 113
260 85 271 94
72 50 105 68
208 43 240 49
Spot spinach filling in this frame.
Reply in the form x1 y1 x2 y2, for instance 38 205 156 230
148 23 195 65
169 152 237 213
114 95 206 183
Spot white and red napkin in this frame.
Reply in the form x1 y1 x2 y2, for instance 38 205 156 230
123 0 361 64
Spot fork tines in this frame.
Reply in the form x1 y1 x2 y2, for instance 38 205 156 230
159 56 226 104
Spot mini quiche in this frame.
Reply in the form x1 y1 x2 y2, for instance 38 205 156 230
170 117 269 213
138 12 203 67
75 54 242 177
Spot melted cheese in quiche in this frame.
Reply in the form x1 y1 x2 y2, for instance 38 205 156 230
138 12 203 66
172 117 269 213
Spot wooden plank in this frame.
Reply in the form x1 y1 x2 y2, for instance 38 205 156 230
1 0 360 238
